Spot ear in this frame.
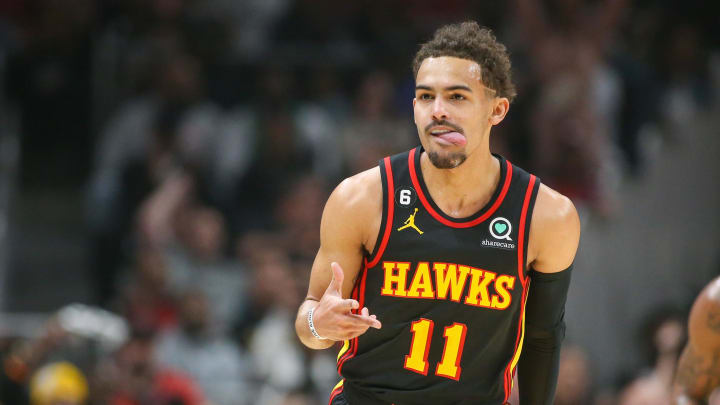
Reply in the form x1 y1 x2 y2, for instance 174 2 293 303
489 97 509 126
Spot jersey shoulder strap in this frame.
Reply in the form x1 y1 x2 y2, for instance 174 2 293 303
364 154 397 268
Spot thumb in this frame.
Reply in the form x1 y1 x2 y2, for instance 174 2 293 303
326 262 344 296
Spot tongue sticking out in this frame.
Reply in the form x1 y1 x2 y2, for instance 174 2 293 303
437 131 466 147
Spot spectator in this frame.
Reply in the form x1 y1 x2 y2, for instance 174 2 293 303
116 248 178 334
273 174 329 260
617 311 685 405
659 23 713 134
340 69 414 174
512 0 626 215
163 205 249 332
235 247 307 403
111 331 206 405
233 245 296 347
293 68 346 183
155 290 249 405
87 46 223 305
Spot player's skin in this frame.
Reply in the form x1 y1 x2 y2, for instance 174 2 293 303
295 56 581 350
673 277 720 405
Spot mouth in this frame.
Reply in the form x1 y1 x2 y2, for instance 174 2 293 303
428 126 467 147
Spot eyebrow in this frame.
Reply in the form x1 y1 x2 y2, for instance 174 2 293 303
415 85 473 92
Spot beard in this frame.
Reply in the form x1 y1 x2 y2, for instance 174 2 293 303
428 150 467 169
422 119 467 169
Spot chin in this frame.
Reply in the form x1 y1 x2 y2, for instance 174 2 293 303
428 150 467 169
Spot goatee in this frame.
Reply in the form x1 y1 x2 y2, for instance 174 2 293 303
428 151 467 169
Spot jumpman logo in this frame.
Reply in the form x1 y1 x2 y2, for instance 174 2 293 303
397 208 423 235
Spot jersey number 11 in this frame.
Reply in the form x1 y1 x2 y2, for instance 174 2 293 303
404 318 468 380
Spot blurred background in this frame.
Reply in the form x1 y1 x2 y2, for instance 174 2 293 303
0 0 718 404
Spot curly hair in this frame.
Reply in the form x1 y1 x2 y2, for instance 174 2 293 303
412 21 516 102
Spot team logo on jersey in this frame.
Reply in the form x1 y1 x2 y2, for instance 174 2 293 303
398 208 423 235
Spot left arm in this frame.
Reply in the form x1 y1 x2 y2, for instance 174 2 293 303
517 184 581 404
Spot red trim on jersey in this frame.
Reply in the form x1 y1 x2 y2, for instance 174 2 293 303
359 260 368 309
353 260 369 360
517 175 536 284
408 148 513 228
328 383 343 405
503 278 530 401
337 260 370 373
366 157 395 269
338 157 393 374
337 338 354 374
503 368 509 400
502 175 537 402
337 279 361 373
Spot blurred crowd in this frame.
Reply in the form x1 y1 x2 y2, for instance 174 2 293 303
1 0 718 404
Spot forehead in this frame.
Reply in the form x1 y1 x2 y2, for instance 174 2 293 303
416 56 483 89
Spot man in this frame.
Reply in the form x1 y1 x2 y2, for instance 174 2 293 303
673 276 720 404
295 21 580 405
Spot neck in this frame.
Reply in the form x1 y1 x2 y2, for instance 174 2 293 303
419 146 500 218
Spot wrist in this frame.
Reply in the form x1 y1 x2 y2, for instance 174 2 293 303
307 306 328 340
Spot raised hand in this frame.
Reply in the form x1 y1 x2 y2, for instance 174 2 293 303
311 262 382 341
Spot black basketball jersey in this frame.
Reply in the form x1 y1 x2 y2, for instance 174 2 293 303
331 147 541 405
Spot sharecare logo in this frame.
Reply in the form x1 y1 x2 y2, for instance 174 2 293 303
489 217 512 241
481 239 516 250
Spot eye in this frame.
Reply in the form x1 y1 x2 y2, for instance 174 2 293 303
418 93 434 101
450 93 465 100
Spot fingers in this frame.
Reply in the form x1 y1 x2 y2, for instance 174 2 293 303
325 262 344 296
315 262 383 341
350 310 382 329
338 313 382 339
333 302 379 327
338 299 359 311
312 303 382 341
359 308 380 325
334 317 379 339
327 300 381 328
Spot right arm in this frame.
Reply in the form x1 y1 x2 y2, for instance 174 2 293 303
673 277 720 404
295 168 383 349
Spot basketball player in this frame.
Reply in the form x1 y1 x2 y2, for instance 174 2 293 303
673 276 720 404
295 22 580 404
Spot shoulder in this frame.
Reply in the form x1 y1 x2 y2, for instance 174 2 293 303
532 183 580 234
326 166 382 214
688 276 720 349
332 166 382 202
528 183 581 273
321 166 383 249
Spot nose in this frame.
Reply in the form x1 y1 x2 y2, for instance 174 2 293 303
431 98 449 121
